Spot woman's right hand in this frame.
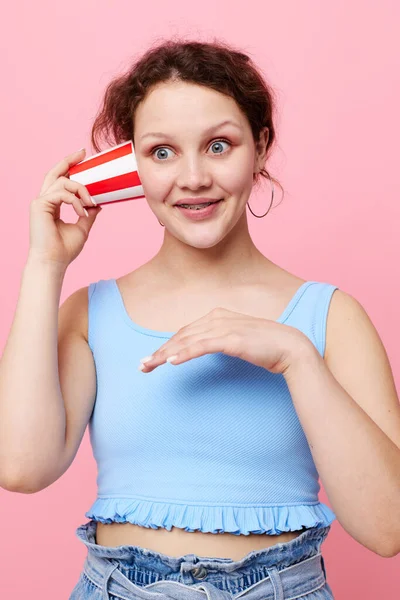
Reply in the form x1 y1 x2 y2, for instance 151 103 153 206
28 148 102 269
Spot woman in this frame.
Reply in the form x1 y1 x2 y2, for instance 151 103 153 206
1 39 400 600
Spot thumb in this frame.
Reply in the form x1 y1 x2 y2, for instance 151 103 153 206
77 205 102 233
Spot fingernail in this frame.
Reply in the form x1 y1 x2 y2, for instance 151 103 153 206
138 363 145 371
84 208 89 217
166 355 178 364
140 355 153 364
89 196 97 206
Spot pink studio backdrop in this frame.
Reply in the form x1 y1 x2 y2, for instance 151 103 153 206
1 1 399 598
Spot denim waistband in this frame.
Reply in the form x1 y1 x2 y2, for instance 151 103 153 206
76 521 331 600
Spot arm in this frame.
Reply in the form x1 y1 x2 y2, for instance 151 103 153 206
283 290 400 558
0 256 96 492
132 292 400 558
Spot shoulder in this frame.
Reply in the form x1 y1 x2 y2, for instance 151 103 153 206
324 287 384 365
59 271 141 343
323 287 400 452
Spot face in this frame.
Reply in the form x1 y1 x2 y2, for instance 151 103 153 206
133 80 268 249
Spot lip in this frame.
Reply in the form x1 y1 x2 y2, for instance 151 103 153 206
173 197 222 206
174 199 223 221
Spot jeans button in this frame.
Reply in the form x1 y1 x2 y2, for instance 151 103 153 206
191 566 208 579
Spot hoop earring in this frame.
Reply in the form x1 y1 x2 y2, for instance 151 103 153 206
158 219 165 227
247 171 275 218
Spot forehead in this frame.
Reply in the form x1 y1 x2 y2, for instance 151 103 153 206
134 81 246 132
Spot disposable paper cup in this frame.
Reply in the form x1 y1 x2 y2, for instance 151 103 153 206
68 140 145 206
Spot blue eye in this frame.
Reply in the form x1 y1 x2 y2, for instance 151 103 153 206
153 147 173 160
209 140 230 154
151 139 231 161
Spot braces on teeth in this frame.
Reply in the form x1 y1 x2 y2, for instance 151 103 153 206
179 202 213 210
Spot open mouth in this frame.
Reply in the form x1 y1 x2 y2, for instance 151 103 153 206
173 199 224 220
175 200 223 211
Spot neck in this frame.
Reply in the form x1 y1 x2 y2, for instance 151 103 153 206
151 213 271 289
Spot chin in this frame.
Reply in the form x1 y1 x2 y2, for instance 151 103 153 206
184 237 222 249
166 209 241 248
178 230 226 249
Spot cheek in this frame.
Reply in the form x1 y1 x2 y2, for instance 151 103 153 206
216 154 254 193
137 162 174 199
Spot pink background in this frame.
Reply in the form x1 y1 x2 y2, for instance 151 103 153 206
1 1 399 598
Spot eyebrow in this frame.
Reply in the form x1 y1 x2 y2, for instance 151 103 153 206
139 119 242 141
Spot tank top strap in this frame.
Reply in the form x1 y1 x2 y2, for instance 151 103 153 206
87 279 121 353
283 281 339 357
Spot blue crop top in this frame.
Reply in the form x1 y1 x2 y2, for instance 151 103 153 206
84 278 338 535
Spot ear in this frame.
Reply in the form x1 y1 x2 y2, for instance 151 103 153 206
253 127 269 174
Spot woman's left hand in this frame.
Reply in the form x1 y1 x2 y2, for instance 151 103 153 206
138 307 314 376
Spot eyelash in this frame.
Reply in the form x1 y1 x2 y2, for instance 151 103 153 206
150 138 232 160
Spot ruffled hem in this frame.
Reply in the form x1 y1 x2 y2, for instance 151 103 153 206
85 497 336 535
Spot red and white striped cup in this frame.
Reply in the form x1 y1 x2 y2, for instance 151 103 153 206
68 140 145 206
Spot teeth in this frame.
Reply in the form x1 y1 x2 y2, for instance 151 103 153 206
179 202 212 210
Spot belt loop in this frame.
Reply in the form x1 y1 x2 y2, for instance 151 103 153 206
102 561 119 600
194 582 231 600
266 566 284 600
320 555 327 580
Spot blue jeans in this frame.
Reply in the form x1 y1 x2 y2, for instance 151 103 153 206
70 520 334 599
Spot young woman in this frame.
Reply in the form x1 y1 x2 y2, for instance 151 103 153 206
1 39 400 600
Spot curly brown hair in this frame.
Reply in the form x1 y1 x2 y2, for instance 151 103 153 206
90 37 284 206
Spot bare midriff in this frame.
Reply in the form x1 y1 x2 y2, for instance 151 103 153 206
95 522 305 560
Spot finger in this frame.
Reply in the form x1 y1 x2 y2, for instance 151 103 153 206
59 177 96 208
34 189 89 219
138 326 216 371
154 326 215 355
137 330 199 372
170 333 240 364
148 310 233 349
156 308 225 339
74 205 102 233
139 334 227 372
44 177 95 216
40 148 86 195
152 311 247 353
138 314 247 371
52 176 97 207
170 308 245 338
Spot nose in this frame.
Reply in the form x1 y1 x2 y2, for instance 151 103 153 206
176 155 212 190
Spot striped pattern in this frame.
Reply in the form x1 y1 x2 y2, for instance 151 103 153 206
68 140 145 205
